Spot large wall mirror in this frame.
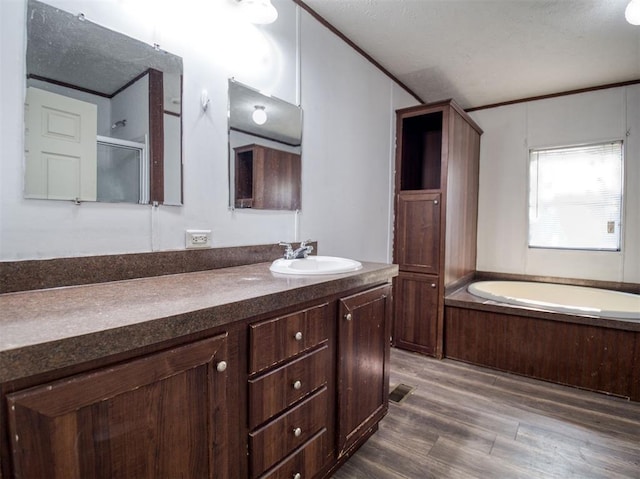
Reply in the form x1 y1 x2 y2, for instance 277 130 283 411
228 79 303 210
25 0 183 205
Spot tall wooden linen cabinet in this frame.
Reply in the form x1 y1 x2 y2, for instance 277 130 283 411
393 100 482 358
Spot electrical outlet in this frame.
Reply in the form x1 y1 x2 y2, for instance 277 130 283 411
186 230 212 249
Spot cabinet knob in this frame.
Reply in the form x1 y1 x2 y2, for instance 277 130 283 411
433 199 439 205
293 474 301 479
345 313 353 321
293 380 302 390
293 427 302 437
431 283 437 289
294 331 303 341
216 361 227 372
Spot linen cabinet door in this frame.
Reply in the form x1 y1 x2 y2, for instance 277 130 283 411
395 191 441 274
7 334 230 479
393 271 439 356
337 284 392 456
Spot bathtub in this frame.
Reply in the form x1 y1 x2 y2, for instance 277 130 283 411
468 281 640 321
446 279 640 400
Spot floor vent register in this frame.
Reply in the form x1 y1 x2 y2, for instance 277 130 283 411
389 383 415 403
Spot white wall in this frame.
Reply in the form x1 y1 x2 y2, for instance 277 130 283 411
470 86 640 283
110 75 149 144
0 0 416 261
299 11 417 263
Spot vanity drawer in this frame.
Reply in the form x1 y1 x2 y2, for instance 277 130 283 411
250 387 328 478
249 303 329 374
259 429 328 479
249 345 328 429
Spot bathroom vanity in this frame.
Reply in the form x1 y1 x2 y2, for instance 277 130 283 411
0 258 396 479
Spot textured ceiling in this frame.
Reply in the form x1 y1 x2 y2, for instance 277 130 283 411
302 0 640 109
229 80 303 146
27 0 182 96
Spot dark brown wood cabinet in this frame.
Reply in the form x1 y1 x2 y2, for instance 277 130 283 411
393 272 439 356
395 192 441 274
248 285 393 478
393 100 482 358
337 284 392 456
6 334 230 479
234 144 301 210
2 282 394 479
248 303 334 479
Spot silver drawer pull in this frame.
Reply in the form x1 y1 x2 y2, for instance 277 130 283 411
433 199 439 205
431 283 436 288
293 427 302 437
294 331 303 341
293 474 301 479
293 380 302 390
216 361 227 372
345 313 352 321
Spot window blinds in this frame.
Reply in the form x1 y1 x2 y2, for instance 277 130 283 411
528 141 623 251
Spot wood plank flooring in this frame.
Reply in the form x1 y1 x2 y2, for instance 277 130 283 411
332 348 640 478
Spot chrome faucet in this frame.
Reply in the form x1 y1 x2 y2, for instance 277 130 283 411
294 240 314 259
279 240 314 259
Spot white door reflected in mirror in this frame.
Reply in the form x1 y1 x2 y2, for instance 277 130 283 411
25 87 97 201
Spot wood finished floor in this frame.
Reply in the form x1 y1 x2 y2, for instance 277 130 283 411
332 348 640 479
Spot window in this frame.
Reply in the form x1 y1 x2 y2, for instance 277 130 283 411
528 141 623 251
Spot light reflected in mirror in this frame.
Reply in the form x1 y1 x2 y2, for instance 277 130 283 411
25 0 183 205
228 79 302 210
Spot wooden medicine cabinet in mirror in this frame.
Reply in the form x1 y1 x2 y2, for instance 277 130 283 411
25 0 183 205
234 144 301 210
228 79 302 210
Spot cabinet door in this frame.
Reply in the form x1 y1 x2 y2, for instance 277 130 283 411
337 284 392 456
255 147 301 210
249 302 329 374
249 387 328 477
395 191 441 274
7 334 229 479
248 345 329 430
393 272 439 356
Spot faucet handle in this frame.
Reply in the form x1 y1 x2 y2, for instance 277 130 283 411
278 242 294 259
300 239 314 257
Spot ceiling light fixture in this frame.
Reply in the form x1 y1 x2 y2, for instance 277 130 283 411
235 0 278 25
252 105 267 125
626 0 640 25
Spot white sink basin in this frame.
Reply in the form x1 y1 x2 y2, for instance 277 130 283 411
270 256 363 275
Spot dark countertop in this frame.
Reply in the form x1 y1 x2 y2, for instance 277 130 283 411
0 261 398 383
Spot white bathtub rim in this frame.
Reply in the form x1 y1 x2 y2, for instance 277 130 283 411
467 281 640 321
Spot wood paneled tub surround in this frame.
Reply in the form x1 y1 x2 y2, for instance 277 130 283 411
444 279 640 402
